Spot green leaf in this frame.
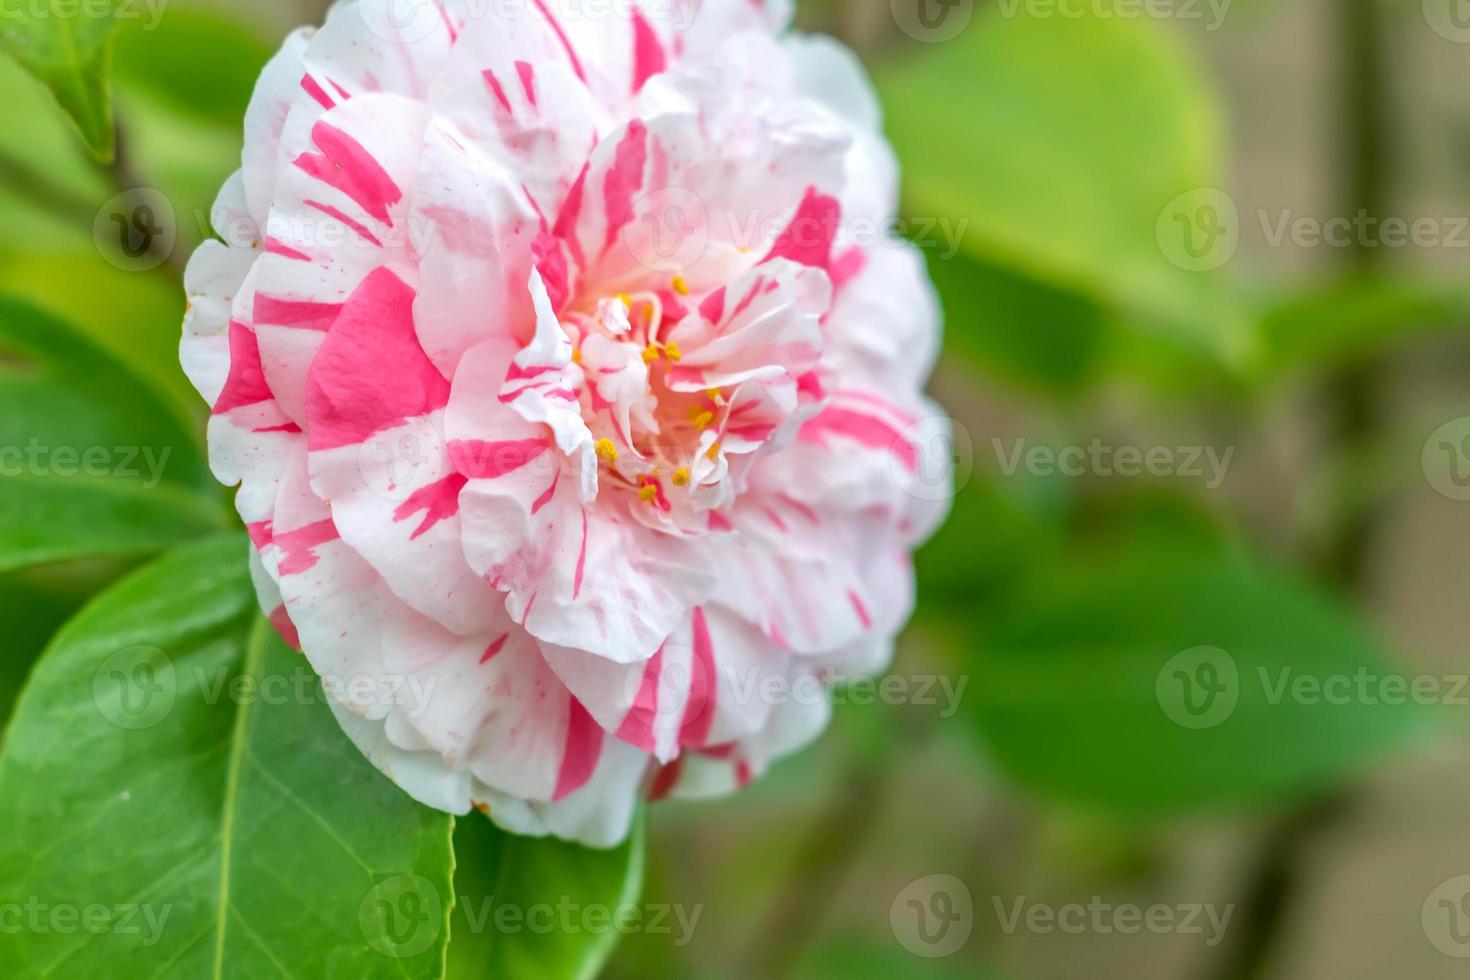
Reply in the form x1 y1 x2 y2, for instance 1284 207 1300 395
0 297 219 574
112 6 272 127
927 249 1107 394
0 535 457 977
968 545 1421 813
1255 276 1470 378
0 0 123 160
448 809 647 980
0 475 223 574
0 295 210 491
876 6 1253 372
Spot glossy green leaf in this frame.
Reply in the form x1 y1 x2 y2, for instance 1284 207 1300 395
0 296 207 487
112 6 272 126
0 475 223 574
448 809 647 980
0 0 124 160
0 297 218 574
969 545 1421 812
877 6 1253 370
927 249 1107 394
1255 276 1470 378
0 535 456 977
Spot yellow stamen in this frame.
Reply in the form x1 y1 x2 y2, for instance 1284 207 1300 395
595 439 618 464
672 467 691 487
642 344 661 365
706 441 720 460
663 340 682 362
571 346 583 366
616 292 633 308
705 387 722 401
638 484 659 503
689 408 714 430
671 274 690 296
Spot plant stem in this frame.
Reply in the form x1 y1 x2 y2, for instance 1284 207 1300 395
1210 2 1393 979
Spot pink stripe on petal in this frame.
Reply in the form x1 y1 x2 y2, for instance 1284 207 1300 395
515 60 538 106
482 69 512 113
698 286 726 324
305 199 384 247
680 607 717 747
293 120 403 223
552 697 603 801
631 10 667 93
448 438 550 478
830 245 867 293
269 605 302 651
264 237 312 261
531 0 587 83
765 187 841 272
532 470 560 514
214 321 275 414
305 268 450 451
480 633 509 664
801 407 918 472
847 590 873 629
254 295 344 331
601 121 648 255
246 520 274 551
392 472 468 539
615 644 665 751
275 519 339 576
573 509 588 599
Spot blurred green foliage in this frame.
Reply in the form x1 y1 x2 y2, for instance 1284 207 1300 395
1 0 1468 977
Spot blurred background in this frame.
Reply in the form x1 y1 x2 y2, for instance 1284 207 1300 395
5 0 1470 977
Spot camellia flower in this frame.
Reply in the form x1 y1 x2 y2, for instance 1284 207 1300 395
181 0 950 846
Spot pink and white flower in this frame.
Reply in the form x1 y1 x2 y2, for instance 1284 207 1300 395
182 0 950 846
